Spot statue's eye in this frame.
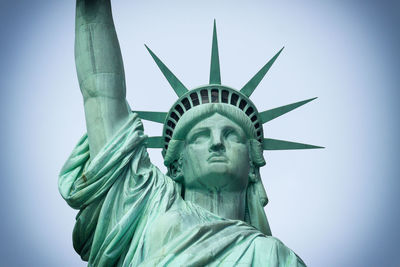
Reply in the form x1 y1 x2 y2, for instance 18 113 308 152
189 130 209 144
224 129 242 143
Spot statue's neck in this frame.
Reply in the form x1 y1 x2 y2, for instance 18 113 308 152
184 188 246 221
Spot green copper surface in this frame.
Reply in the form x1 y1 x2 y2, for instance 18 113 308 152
146 136 164 148
209 20 221 85
134 111 167 123
145 45 188 97
59 116 304 265
240 47 284 97
260 97 317 123
263 138 324 150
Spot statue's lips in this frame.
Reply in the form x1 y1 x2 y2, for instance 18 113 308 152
207 155 228 163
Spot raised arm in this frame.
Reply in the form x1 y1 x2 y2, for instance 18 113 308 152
75 0 130 158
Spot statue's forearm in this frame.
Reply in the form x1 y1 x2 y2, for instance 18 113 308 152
75 0 126 99
75 0 130 158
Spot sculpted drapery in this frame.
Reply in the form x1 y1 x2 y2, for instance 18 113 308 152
59 114 305 266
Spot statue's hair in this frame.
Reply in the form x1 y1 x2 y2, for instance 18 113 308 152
164 103 266 167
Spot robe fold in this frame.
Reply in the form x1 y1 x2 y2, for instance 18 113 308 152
59 114 306 267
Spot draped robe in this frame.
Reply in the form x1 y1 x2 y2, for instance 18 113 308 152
59 114 306 266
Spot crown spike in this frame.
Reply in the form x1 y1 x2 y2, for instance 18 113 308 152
145 45 188 97
209 20 221 85
263 138 324 150
133 111 168 123
240 47 284 97
146 136 164 148
260 97 317 124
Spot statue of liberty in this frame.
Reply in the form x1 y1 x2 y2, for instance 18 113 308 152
59 0 322 266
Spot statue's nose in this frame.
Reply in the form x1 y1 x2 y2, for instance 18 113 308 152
209 131 225 152
209 142 225 152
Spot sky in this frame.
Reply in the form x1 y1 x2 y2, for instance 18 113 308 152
0 0 399 266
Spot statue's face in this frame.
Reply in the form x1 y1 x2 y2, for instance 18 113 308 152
182 113 250 192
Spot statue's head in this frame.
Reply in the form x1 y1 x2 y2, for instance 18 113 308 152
164 102 266 193
162 86 266 194
136 21 322 235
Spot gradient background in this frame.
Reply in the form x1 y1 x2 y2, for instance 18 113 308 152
0 0 399 266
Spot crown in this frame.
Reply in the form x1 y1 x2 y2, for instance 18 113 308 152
134 21 323 158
